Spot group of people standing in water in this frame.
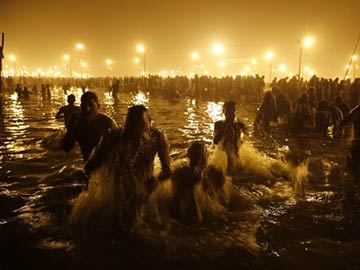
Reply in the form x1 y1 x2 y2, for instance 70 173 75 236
254 86 360 163
56 91 247 228
54 80 360 229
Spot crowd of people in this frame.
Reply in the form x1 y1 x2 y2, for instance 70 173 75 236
3 73 360 228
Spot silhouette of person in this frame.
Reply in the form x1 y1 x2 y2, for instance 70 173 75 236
213 100 247 173
316 100 343 138
276 93 292 125
110 79 120 102
15 83 22 98
171 141 227 224
46 84 51 99
254 91 277 133
108 105 171 228
341 104 360 163
23 86 30 100
55 94 81 129
63 91 118 165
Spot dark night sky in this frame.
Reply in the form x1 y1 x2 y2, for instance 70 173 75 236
1 0 360 77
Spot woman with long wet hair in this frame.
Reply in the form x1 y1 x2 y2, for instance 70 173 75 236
113 105 171 228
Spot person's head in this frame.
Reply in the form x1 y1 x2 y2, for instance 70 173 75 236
223 100 236 121
334 96 342 105
67 94 76 105
318 100 328 111
123 105 151 138
188 141 207 170
80 91 99 118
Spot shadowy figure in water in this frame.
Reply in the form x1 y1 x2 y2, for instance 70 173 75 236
32 84 38 94
15 83 22 98
110 105 171 228
41 84 46 99
55 94 81 129
171 141 228 224
341 104 360 164
23 86 30 100
46 84 51 99
276 93 292 125
315 100 343 138
110 79 120 102
291 93 313 132
213 100 247 173
63 91 119 169
254 91 277 133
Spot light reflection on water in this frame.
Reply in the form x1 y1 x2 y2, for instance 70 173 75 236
0 88 358 266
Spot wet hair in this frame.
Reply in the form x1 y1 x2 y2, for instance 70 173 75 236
188 141 207 169
67 94 75 104
81 91 99 107
122 105 149 139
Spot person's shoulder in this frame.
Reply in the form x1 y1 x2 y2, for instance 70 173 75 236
150 127 163 137
97 113 115 124
214 120 225 127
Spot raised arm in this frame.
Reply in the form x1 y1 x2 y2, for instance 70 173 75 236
341 105 360 126
213 121 225 144
157 130 172 181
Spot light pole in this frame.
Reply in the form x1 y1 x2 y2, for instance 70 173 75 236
265 51 274 83
64 54 71 77
298 36 313 78
9 54 16 76
136 43 146 75
106 59 113 76
191 51 199 74
75 42 84 76
81 62 87 78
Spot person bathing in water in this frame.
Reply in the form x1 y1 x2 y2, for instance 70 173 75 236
62 91 119 172
340 104 360 164
213 100 248 173
55 94 81 129
170 141 229 224
109 105 172 228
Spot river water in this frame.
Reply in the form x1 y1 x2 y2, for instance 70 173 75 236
0 88 360 269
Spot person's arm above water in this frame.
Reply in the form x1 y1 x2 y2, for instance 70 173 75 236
341 105 360 127
157 130 172 181
238 121 248 137
213 121 225 144
55 106 65 119
84 125 122 173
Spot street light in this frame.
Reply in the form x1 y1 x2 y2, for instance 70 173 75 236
64 54 71 77
75 43 84 50
298 36 313 77
136 43 146 75
81 62 87 78
265 51 274 82
9 54 16 76
212 43 224 55
191 51 199 60
105 59 113 76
